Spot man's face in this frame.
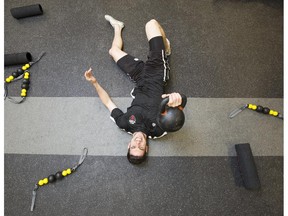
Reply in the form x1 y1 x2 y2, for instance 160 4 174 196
128 132 148 157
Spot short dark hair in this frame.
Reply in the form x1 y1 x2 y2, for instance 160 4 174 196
127 149 147 165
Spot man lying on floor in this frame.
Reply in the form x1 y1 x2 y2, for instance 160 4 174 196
85 15 182 165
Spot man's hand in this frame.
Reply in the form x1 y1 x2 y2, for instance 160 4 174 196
84 67 117 112
84 68 97 84
162 93 182 107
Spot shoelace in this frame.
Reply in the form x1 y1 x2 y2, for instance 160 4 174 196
30 148 88 211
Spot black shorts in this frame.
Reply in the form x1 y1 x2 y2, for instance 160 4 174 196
116 36 170 84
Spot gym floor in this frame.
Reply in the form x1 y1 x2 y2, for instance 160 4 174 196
4 0 283 215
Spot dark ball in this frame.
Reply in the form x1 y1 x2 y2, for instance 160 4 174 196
256 105 263 113
55 171 63 180
12 72 19 78
48 174 56 183
263 107 270 114
17 68 24 74
22 79 30 84
21 83 29 90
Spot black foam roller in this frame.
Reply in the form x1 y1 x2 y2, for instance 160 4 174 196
10 4 43 19
235 143 261 190
4 52 32 66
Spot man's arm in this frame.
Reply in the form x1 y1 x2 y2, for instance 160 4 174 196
84 68 117 113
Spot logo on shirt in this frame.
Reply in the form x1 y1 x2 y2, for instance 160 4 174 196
129 115 136 124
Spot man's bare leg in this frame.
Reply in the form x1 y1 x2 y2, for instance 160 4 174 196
145 19 171 55
105 15 128 62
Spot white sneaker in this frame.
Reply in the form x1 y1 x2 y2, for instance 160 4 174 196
105 15 124 29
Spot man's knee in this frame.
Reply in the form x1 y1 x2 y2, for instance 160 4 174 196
145 19 159 30
109 47 118 57
109 46 127 62
145 19 162 40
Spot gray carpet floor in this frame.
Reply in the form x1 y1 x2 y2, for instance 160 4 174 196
5 155 283 216
4 0 283 98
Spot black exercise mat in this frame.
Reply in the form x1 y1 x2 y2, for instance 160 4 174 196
5 154 283 216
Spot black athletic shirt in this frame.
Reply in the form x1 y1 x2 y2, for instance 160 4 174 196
110 79 167 139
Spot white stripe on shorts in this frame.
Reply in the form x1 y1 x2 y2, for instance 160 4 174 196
161 50 170 82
